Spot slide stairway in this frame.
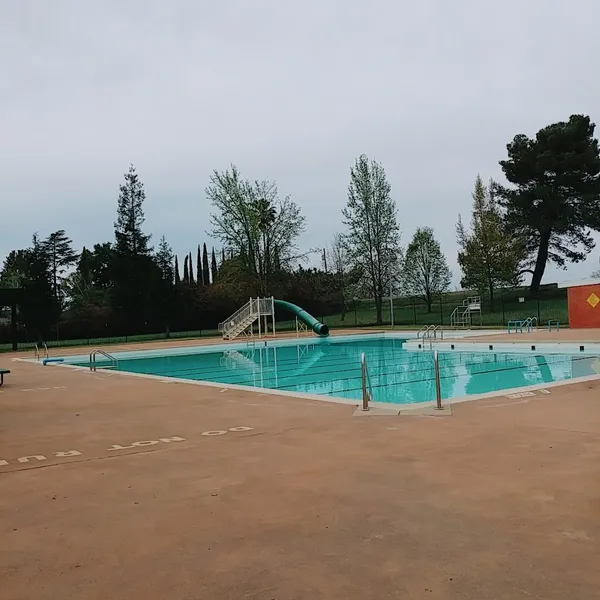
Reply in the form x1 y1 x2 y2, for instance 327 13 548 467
218 297 329 341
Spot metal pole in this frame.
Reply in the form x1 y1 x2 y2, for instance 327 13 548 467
434 350 442 410
389 283 394 329
361 352 369 411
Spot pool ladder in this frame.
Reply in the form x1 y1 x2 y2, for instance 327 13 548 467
34 343 49 361
89 349 118 371
417 325 443 340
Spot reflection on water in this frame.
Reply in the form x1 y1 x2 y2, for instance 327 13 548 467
107 338 600 405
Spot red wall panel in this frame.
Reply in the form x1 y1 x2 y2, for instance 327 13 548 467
567 284 600 328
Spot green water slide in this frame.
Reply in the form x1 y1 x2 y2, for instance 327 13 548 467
273 299 330 336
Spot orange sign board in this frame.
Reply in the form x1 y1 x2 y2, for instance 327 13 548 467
567 284 600 328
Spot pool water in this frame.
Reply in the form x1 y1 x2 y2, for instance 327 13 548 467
80 337 600 404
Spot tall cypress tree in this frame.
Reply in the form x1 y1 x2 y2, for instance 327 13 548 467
221 248 226 264
196 244 207 285
202 243 210 285
211 247 218 283
183 254 189 282
188 252 195 284
174 255 181 284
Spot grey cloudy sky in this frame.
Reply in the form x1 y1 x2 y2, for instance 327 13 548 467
2 0 600 285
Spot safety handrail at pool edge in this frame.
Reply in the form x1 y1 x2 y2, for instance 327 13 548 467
34 343 49 361
89 349 118 371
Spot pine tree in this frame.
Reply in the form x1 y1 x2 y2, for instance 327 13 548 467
457 175 525 307
114 164 151 255
174 255 181 285
183 254 189 283
211 248 218 283
19 234 59 341
202 243 210 285
197 245 202 285
155 236 174 282
188 252 195 284
41 230 79 302
111 164 158 330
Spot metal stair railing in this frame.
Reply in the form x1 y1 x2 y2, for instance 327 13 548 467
89 349 118 371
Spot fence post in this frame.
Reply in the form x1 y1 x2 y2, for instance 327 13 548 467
501 298 505 325
439 295 444 325
536 296 541 322
413 299 417 325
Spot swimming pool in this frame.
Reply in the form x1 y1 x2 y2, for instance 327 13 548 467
71 336 600 405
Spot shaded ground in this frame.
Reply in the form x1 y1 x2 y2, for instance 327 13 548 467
1 343 600 599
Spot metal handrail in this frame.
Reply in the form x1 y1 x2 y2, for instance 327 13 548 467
524 316 538 331
34 343 49 361
360 352 374 411
418 325 443 340
89 349 118 371
417 325 430 339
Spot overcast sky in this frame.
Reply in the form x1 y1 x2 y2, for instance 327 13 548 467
2 0 600 286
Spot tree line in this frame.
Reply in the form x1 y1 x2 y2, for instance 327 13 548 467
2 113 600 341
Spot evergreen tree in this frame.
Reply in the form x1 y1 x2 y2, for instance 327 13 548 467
0 249 29 288
154 236 176 335
202 243 210 285
155 236 174 282
174 255 181 284
221 248 226 264
211 247 218 283
183 254 189 282
114 164 151 255
197 245 202 285
42 230 79 302
496 115 600 294
188 252 195 284
19 234 60 341
111 164 160 330
457 175 525 307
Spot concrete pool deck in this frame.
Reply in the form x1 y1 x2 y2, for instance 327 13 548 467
1 338 600 599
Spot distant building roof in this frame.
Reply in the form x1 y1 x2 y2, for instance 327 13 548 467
557 278 600 289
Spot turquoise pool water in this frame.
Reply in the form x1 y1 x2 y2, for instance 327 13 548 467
79 338 600 404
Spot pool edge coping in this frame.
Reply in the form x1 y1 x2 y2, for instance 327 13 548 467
18 356 600 414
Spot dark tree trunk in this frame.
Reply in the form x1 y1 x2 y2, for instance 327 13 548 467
375 295 383 324
530 230 551 296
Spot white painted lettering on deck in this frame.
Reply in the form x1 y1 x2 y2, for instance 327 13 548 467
18 455 47 463
54 450 82 457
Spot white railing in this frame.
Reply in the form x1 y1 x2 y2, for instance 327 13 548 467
219 297 275 340
450 296 481 328
219 299 255 335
